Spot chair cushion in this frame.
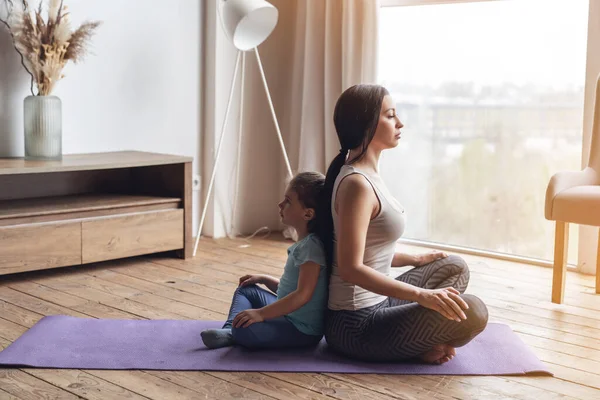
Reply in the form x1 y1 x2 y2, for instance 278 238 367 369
551 185 600 226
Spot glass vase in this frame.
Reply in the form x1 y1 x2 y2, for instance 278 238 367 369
24 95 62 160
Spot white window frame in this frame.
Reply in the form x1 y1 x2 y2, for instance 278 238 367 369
379 0 600 272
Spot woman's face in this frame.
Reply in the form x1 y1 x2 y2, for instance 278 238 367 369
370 95 403 151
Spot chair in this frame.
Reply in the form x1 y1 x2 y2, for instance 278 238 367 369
545 74 600 304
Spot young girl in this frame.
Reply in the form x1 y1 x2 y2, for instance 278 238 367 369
201 171 329 349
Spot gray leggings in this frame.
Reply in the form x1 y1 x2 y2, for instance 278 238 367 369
324 255 489 361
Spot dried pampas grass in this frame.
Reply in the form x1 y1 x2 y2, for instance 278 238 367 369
0 0 101 95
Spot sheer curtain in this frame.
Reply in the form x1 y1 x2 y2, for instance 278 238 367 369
223 0 380 237
283 0 380 173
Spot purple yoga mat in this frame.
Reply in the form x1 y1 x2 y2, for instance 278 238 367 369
0 316 551 375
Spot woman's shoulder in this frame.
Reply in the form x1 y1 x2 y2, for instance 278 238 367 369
335 164 370 188
335 172 376 205
336 164 365 180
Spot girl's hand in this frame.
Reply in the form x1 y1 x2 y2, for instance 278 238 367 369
238 274 263 287
233 309 264 328
416 287 469 322
414 251 448 267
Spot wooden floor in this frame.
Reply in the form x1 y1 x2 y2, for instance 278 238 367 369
1 235 599 400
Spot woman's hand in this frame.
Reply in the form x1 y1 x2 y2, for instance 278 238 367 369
414 251 448 267
416 287 469 322
238 274 264 287
233 309 264 328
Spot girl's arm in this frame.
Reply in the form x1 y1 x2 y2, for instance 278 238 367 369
260 275 280 293
335 175 468 322
258 262 320 320
232 263 320 328
239 274 280 293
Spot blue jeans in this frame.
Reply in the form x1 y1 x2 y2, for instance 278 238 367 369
224 285 322 349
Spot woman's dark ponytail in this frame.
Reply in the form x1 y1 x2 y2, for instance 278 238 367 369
317 84 389 271
317 150 348 270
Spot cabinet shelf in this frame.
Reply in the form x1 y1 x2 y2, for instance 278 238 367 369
0 194 181 221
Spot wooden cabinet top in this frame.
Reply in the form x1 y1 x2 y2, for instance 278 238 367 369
0 151 193 175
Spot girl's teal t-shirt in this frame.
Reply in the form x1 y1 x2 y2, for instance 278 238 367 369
276 233 328 336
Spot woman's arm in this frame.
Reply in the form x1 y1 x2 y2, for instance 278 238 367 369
392 251 448 268
232 263 321 328
392 253 418 268
335 174 419 299
335 175 468 321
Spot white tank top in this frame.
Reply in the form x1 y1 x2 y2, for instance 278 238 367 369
328 165 406 310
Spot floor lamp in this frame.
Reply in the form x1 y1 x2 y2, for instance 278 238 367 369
193 0 293 257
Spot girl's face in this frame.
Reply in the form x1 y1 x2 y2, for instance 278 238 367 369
277 186 314 229
369 95 404 151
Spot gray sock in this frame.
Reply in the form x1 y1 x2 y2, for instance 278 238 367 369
201 328 233 349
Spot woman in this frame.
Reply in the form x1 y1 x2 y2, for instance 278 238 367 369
319 84 489 364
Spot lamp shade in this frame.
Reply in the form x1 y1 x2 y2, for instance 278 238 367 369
218 0 278 51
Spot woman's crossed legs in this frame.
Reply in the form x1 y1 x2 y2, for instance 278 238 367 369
325 255 488 362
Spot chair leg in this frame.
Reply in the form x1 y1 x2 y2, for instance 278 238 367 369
552 221 569 304
596 228 600 295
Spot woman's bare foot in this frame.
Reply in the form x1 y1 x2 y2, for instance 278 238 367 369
419 344 456 365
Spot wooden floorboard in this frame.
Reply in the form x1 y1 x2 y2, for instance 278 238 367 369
0 236 599 399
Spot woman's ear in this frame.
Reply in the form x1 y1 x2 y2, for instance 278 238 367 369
304 208 315 221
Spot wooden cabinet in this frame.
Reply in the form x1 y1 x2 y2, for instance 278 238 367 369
0 151 193 276
82 209 184 263
0 221 82 275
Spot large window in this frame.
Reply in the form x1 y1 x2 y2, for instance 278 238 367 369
378 0 589 263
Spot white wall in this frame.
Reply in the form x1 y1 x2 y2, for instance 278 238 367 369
201 0 239 239
0 0 202 234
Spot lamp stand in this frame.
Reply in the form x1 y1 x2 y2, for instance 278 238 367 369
193 48 293 257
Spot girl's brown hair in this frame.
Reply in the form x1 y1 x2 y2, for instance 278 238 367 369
289 171 326 234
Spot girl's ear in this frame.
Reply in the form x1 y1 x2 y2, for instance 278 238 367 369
304 208 315 221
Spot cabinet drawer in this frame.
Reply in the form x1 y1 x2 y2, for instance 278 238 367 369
0 222 81 275
81 209 183 263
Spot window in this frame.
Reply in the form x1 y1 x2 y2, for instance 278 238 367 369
378 0 589 263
